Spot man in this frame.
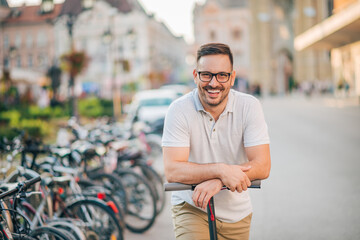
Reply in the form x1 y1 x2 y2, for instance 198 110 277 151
162 43 271 240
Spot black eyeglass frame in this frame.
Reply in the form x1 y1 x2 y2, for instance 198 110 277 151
197 71 232 83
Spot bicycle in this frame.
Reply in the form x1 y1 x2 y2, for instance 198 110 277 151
0 175 72 240
164 180 261 240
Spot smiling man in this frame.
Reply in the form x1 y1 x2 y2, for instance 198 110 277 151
162 43 271 240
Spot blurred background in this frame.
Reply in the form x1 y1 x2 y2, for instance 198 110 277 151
1 0 359 125
0 0 359 239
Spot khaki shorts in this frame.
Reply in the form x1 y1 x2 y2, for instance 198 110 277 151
172 201 252 240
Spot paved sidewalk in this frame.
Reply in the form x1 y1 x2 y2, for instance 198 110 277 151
125 95 360 239
124 192 175 240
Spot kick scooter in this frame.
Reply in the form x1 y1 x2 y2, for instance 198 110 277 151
164 180 261 240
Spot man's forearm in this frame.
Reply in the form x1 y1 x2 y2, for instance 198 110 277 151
165 161 224 184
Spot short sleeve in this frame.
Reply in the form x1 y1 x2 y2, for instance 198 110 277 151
162 102 190 147
243 98 270 147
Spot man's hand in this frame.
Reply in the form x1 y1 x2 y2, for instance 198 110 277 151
192 179 223 210
220 165 252 192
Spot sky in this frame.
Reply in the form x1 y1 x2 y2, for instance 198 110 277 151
8 0 206 44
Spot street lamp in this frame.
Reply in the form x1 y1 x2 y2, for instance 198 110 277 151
102 9 123 121
1 46 17 106
65 14 78 118
64 0 95 118
102 28 122 120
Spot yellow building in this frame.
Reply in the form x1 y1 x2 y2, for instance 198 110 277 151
295 0 360 99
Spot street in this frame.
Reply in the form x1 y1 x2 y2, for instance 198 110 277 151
125 95 360 240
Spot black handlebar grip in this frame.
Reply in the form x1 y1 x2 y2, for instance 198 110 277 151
164 180 261 191
23 176 41 190
249 179 261 188
164 183 195 191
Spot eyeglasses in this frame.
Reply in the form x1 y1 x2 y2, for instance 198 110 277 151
197 71 231 83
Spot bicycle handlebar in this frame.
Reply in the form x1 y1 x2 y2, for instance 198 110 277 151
164 180 261 191
0 176 41 199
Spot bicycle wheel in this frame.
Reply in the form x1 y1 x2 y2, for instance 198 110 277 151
30 226 72 240
12 233 37 240
145 133 163 174
60 198 123 240
47 219 87 240
137 164 166 215
87 172 127 217
114 168 157 233
80 185 126 230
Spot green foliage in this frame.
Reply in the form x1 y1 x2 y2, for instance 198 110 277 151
0 109 21 126
0 128 19 140
99 99 113 116
18 118 50 137
28 106 52 119
79 97 103 118
0 98 112 139
51 106 68 118
122 82 138 92
0 107 56 139
78 97 114 118
27 105 68 119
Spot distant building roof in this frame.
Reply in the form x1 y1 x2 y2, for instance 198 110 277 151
4 3 63 24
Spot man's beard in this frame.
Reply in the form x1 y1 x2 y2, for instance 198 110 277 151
199 85 227 107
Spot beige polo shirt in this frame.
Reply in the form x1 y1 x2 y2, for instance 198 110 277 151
162 88 270 223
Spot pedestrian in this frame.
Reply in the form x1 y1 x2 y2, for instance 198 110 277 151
162 43 271 240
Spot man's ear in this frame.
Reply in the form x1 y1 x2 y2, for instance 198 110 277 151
193 69 198 84
230 70 236 87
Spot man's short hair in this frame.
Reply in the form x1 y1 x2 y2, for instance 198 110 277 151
197 43 233 68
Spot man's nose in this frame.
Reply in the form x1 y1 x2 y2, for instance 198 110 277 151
209 75 219 86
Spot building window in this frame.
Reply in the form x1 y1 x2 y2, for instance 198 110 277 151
4 57 9 68
38 54 48 67
16 55 21 67
15 34 22 48
232 29 242 40
209 31 216 41
37 31 47 47
26 34 33 48
28 54 33 67
3 34 9 50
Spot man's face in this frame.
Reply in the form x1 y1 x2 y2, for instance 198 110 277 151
193 54 235 109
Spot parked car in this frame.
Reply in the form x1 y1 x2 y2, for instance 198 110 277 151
125 89 180 128
160 84 192 97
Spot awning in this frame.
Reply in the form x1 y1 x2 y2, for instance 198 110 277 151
1 67 45 85
294 1 360 51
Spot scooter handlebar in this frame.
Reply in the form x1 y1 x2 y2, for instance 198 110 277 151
164 180 261 191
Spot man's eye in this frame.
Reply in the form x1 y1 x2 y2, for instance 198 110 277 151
201 73 212 77
218 73 228 77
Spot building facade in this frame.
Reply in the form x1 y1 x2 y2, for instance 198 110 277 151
63 0 187 97
193 0 251 84
293 0 333 94
295 0 360 99
0 1 62 89
0 0 188 105
193 0 295 95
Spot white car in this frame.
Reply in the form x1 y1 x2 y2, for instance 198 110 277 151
126 89 180 125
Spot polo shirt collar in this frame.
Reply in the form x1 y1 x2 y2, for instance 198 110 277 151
193 88 235 113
